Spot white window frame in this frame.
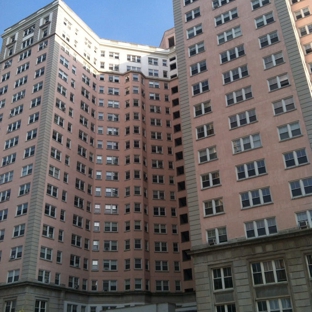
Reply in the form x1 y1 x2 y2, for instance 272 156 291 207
232 133 261 154
278 121 301 141
240 187 272 208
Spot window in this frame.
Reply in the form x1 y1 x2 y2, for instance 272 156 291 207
273 97 295 115
103 280 117 292
38 270 50 283
232 133 261 153
37 53 47 64
304 43 312 55
155 242 168 252
154 224 167 234
217 26 242 44
16 203 28 216
259 31 279 48
4 137 19 150
256 298 292 312
10 246 23 260
299 24 312 36
283 148 308 168
4 300 16 312
268 74 290 91
104 222 118 232
223 65 248 84
229 109 257 129
184 0 198 5
263 52 284 69
107 141 118 150
185 8 200 22
245 217 277 238
12 90 26 103
40 247 52 260
220 45 245 64
187 24 203 39
240 187 272 208
7 269 20 283
204 198 224 216
104 240 118 251
189 41 205 56
201 172 220 189
278 122 301 141
255 12 274 28
192 80 209 95
52 130 62 144
2 153 16 166
290 177 312 198
0 229 4 241
153 191 165 200
207 227 227 245
252 259 287 285
215 8 238 26
9 102 23 117
212 0 234 9
46 184 58 198
35 300 47 312
252 0 270 10
213 267 233 290
0 208 8 221
19 49 31 61
156 280 169 291
0 190 11 203
226 87 252 106
236 159 266 180
190 60 207 75
0 171 13 184
18 183 30 196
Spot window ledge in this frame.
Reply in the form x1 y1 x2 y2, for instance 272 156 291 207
279 134 303 143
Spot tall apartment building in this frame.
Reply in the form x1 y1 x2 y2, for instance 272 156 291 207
0 1 196 312
173 0 312 311
2 0 312 312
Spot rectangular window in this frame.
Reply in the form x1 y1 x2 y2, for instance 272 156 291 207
217 26 241 44
4 137 19 150
251 0 270 10
283 148 308 168
215 8 238 26
212 0 234 9
192 80 209 95
299 24 312 37
207 227 227 245
187 24 203 39
273 97 295 115
236 159 266 180
189 41 205 56
259 31 279 48
245 217 277 238
204 198 224 216
268 74 290 91
278 122 301 141
229 109 257 129
290 178 312 198
185 8 200 22
223 65 248 84
251 259 287 285
220 44 245 64
201 171 220 189
241 187 272 208
255 12 274 28
263 52 284 69
232 133 261 153
190 60 207 75
212 267 233 290
7 269 20 283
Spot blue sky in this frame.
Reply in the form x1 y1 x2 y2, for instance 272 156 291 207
0 0 174 47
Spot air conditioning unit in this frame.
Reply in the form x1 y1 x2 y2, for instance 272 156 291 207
298 220 309 229
10 255 15 259
208 239 216 246
74 284 79 289
48 233 53 238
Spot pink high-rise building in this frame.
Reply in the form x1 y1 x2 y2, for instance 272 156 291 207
173 0 312 311
1 0 312 311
